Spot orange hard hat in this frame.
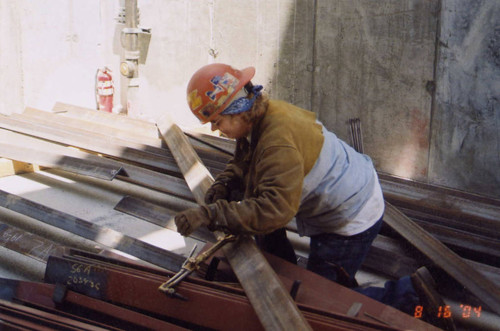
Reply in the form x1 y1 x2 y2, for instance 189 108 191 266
186 63 255 123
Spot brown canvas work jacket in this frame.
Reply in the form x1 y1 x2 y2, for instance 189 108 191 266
209 99 379 236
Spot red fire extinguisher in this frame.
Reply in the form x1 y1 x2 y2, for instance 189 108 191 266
96 67 114 112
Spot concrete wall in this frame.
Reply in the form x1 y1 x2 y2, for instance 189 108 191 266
430 0 500 197
0 1 24 114
0 0 498 198
311 0 439 183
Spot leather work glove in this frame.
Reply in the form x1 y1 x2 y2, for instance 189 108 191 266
204 181 229 204
175 206 212 236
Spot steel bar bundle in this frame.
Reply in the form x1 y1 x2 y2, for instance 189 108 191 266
348 118 364 154
41 249 433 330
0 103 499 329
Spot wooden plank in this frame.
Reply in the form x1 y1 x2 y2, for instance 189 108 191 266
156 114 312 331
0 142 122 181
384 202 500 315
24 107 165 148
0 158 40 178
0 189 186 272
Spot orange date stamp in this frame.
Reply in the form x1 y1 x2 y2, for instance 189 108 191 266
414 304 482 319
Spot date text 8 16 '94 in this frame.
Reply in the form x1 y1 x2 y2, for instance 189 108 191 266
414 305 482 319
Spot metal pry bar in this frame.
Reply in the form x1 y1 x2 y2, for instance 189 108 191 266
158 234 236 299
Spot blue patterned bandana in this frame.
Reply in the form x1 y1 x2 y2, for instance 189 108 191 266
221 85 263 115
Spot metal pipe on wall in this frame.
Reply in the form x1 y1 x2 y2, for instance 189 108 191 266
119 0 150 118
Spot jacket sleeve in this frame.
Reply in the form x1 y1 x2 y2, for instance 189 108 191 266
214 138 248 186
208 145 304 234
213 160 244 186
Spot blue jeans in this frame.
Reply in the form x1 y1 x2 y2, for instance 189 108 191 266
306 217 419 314
256 218 420 313
355 276 419 315
307 217 384 286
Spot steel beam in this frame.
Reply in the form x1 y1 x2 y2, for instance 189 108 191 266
0 222 67 263
0 189 185 272
0 278 188 330
114 195 213 242
60 247 438 330
0 128 195 201
0 297 110 331
384 202 500 315
25 107 232 166
0 113 182 174
44 254 406 331
379 173 500 226
53 102 236 157
20 108 231 172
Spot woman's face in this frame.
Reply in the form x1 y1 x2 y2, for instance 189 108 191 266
210 113 252 139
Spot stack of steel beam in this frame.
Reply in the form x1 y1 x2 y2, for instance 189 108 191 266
0 103 499 329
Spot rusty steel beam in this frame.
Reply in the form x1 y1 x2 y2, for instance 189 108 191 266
45 255 277 331
0 189 185 272
384 202 500 315
44 254 405 331
0 278 188 331
67 248 438 330
0 297 110 331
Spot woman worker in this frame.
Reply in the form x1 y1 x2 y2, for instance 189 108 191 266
174 63 454 330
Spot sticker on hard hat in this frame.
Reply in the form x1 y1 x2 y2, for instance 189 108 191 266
187 90 202 111
206 73 239 101
199 103 217 119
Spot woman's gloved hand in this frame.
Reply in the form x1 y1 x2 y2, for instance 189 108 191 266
175 204 248 236
175 206 212 236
